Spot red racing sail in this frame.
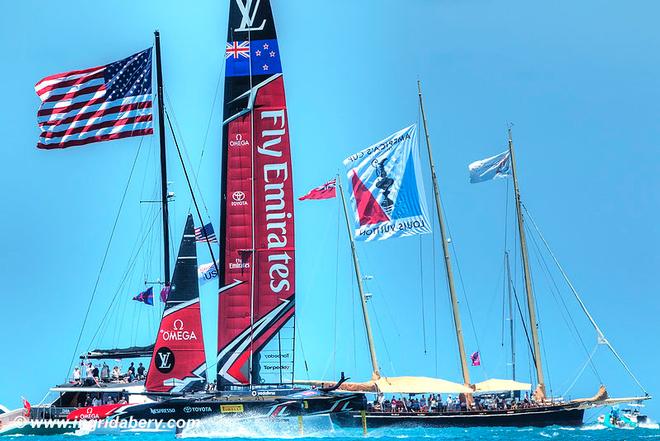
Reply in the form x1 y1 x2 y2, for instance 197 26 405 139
146 214 206 392
217 0 296 388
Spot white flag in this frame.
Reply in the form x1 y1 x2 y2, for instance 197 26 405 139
468 150 512 183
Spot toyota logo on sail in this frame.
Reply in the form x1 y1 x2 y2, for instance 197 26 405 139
231 191 248 206
230 133 250 147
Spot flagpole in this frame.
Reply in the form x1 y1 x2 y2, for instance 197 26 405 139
507 127 545 399
417 80 472 393
337 175 381 379
154 30 171 287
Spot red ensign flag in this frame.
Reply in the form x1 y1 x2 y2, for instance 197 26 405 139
298 178 337 201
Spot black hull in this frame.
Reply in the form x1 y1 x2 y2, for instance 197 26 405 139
121 392 366 421
331 404 585 428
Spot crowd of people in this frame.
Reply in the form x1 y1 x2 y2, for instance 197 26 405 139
72 361 147 386
81 392 129 407
369 392 541 413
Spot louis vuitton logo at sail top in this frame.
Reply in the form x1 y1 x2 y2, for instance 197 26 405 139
216 0 296 388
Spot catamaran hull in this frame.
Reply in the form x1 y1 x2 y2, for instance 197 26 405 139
331 405 585 428
119 393 366 421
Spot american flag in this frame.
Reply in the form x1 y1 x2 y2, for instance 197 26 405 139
34 48 153 149
195 223 217 243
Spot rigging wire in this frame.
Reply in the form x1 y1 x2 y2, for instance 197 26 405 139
66 139 143 379
165 108 219 276
432 204 439 375
443 213 487 378
194 65 224 182
522 204 649 395
88 210 161 349
333 198 341 376
525 222 602 382
419 236 427 353
164 91 212 220
563 344 599 398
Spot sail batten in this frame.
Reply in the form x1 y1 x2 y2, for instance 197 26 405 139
217 0 296 389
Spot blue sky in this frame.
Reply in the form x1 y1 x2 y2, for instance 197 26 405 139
1 0 658 419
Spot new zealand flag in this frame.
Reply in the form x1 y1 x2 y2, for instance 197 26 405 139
225 39 282 77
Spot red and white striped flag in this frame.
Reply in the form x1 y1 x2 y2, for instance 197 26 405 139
34 48 153 149
298 178 336 201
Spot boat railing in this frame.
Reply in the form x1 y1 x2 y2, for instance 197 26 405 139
31 405 77 420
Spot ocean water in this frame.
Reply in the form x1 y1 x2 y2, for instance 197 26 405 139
8 415 659 441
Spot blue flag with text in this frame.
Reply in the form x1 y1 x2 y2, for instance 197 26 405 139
342 125 431 241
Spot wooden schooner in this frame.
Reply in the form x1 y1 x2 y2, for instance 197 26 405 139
305 81 650 428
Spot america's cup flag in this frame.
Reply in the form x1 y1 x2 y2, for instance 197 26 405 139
34 48 153 149
343 125 431 241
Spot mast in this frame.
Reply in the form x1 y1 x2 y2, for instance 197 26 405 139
154 30 170 286
337 175 380 379
505 252 516 380
417 81 471 390
507 127 545 398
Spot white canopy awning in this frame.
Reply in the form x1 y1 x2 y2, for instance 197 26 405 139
473 378 531 392
375 376 473 394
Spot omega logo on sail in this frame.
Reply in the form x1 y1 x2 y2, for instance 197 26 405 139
230 133 249 147
258 109 292 294
161 319 198 341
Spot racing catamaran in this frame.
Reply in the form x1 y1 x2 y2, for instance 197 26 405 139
2 1 364 435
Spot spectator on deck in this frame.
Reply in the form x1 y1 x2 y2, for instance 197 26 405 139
429 395 438 412
112 366 121 381
137 363 145 380
73 367 81 385
101 363 110 382
127 362 136 381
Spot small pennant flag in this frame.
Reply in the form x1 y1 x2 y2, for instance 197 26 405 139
470 351 481 366
198 260 220 286
133 287 154 306
468 151 511 183
22 397 31 418
195 223 217 243
298 178 337 201
160 285 171 303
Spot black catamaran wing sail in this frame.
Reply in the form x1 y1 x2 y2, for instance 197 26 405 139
82 345 154 360
217 0 296 388
145 214 206 393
